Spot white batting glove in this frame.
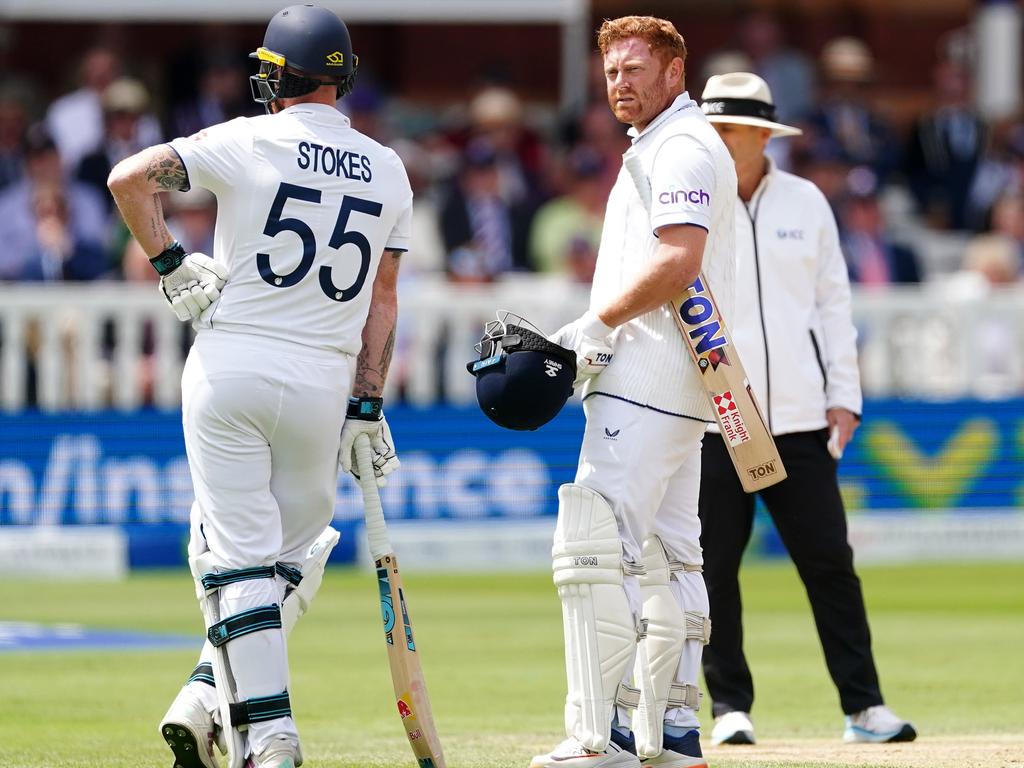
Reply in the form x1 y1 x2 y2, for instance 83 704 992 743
549 310 615 387
338 397 400 488
156 250 228 322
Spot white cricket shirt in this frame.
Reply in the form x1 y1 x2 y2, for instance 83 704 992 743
170 103 413 356
587 93 737 421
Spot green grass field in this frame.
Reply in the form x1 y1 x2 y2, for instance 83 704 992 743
1 561 1022 768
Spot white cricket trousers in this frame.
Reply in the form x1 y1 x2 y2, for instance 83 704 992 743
182 330 351 569
576 395 706 567
577 394 709 731
181 330 350 756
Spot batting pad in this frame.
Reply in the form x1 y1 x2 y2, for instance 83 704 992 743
191 552 294 768
553 483 638 752
633 535 687 757
281 525 340 634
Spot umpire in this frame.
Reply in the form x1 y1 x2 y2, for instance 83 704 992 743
696 73 916 746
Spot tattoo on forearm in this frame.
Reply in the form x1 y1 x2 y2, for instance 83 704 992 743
356 323 395 397
354 343 383 395
144 147 190 192
149 194 171 245
379 328 395 372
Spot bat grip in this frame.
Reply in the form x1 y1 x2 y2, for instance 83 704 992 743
354 433 391 561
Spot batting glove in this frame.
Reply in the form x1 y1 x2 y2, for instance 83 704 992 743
151 241 228 322
339 397 400 488
549 310 615 387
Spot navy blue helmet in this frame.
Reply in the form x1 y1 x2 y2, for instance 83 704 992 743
467 313 576 431
250 4 358 108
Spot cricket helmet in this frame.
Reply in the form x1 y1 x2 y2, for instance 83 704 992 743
250 4 358 107
466 312 577 431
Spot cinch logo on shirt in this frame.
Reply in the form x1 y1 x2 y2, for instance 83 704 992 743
658 189 710 206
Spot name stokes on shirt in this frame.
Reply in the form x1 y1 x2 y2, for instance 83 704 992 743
297 141 372 182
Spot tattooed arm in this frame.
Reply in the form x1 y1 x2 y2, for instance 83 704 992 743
107 145 190 257
353 249 403 397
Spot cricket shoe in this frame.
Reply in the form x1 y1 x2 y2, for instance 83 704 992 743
710 711 755 745
246 738 302 768
639 729 707 768
529 736 641 767
159 685 220 768
843 705 917 743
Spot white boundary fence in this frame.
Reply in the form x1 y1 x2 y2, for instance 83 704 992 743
2 277 1023 411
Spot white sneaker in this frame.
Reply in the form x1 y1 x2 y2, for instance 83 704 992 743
843 705 917 743
710 711 755 746
159 685 219 768
247 739 301 768
529 736 641 768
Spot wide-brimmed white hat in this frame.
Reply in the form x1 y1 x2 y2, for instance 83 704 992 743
700 72 802 137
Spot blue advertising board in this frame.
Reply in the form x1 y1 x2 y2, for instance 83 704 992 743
1 400 1023 566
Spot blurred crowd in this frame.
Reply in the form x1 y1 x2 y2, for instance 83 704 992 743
3 14 1024 297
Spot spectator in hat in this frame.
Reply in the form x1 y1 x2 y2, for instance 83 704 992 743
77 77 158 211
839 166 922 285
46 46 162 171
464 85 548 207
804 37 900 183
439 138 534 282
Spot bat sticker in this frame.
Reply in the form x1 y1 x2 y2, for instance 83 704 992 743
397 697 414 719
679 277 730 356
747 459 779 481
377 566 396 644
398 588 417 651
714 390 752 447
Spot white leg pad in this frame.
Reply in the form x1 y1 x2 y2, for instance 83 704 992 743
190 553 296 767
281 525 340 634
553 483 638 752
664 569 709 730
633 536 686 758
191 551 249 768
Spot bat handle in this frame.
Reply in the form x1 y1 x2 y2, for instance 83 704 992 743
354 433 391 561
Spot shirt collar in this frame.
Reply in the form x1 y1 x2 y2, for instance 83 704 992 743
281 102 351 127
627 92 698 143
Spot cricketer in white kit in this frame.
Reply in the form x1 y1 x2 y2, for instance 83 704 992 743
531 15 737 768
108 6 412 768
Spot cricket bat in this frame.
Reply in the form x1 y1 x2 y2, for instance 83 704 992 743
354 434 446 768
669 281 786 492
622 147 785 493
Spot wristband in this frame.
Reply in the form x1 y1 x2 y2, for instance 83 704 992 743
150 241 188 276
347 396 383 421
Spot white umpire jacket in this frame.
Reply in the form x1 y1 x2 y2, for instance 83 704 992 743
728 158 862 436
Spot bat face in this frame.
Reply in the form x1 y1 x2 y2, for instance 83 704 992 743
375 553 446 767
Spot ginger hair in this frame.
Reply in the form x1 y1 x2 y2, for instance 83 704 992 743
597 16 687 70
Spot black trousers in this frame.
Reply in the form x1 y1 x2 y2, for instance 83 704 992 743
698 430 884 717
